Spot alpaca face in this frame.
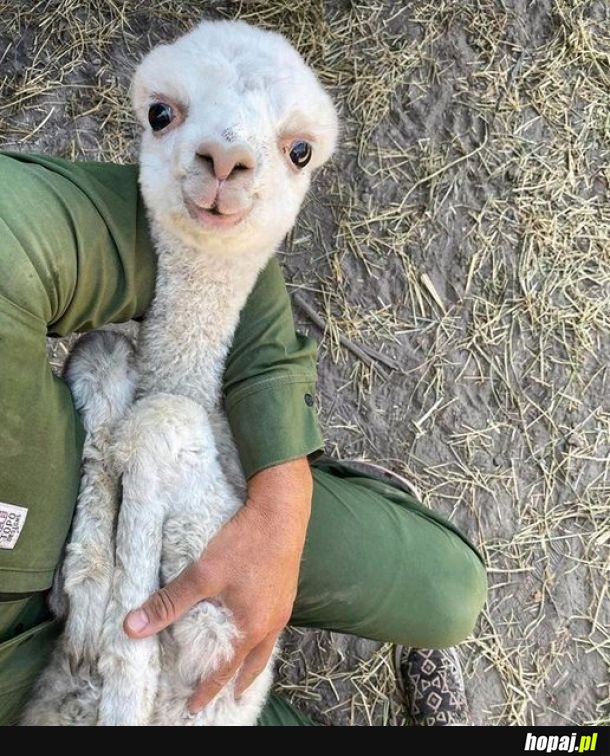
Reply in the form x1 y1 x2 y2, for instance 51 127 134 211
132 20 338 254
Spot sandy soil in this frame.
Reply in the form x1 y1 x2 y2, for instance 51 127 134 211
1 0 608 726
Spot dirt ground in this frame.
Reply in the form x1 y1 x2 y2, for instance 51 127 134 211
1 0 608 726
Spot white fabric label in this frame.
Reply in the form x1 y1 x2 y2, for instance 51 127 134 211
0 502 28 550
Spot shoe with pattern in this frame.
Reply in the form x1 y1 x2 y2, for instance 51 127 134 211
394 645 469 726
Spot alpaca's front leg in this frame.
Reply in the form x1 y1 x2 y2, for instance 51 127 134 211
153 473 241 725
153 431 274 726
60 332 137 661
21 333 137 726
97 393 211 726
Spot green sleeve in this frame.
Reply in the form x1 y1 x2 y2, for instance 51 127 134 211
223 259 324 478
0 151 324 479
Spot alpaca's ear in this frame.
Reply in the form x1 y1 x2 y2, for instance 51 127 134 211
129 76 144 126
310 109 340 168
130 58 155 127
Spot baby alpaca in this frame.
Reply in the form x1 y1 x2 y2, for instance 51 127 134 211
23 19 337 726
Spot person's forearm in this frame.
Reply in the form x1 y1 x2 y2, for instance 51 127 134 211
246 457 313 539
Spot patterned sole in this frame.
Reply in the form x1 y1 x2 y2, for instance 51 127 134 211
394 646 469 726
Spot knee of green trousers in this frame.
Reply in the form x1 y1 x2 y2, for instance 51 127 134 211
422 546 487 648
0 154 155 333
293 469 487 648
0 154 82 323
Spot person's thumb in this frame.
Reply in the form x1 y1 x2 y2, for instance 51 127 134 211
123 560 210 638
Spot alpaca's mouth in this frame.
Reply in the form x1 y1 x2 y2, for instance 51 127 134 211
184 197 249 229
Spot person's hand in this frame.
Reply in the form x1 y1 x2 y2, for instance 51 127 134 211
123 457 312 713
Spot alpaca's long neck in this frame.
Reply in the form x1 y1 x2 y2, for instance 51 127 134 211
136 227 273 411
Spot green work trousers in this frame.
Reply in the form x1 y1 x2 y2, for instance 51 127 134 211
0 153 487 726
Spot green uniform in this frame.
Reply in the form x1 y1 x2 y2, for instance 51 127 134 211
0 153 487 726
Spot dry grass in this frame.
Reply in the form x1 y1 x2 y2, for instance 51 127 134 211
2 0 609 725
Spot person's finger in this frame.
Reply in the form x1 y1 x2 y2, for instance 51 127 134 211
124 560 215 638
188 647 248 713
234 635 277 698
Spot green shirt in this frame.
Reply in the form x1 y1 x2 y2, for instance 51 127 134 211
0 152 323 593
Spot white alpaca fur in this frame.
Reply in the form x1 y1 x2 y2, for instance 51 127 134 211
22 19 337 726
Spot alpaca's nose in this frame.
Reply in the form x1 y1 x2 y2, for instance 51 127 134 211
196 140 256 181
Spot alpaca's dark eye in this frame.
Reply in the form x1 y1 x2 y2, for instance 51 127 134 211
289 141 312 169
148 103 174 132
